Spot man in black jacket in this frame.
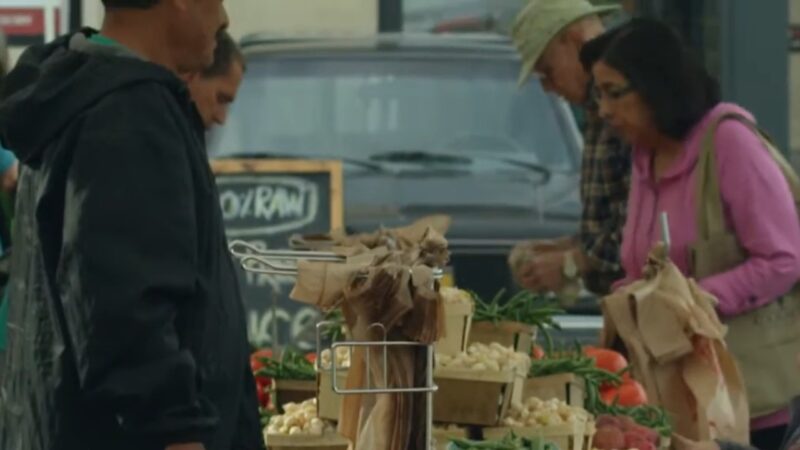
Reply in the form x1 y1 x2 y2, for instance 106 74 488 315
0 0 263 449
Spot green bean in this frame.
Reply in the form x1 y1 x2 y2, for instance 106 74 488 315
473 290 564 328
256 349 316 380
449 432 558 450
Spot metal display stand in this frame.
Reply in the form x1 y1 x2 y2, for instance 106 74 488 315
229 240 440 450
316 321 438 450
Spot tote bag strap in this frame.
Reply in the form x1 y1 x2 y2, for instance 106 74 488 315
696 112 800 240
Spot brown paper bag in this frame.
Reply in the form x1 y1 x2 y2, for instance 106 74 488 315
290 217 449 450
290 260 362 309
289 215 452 252
335 266 422 450
602 245 750 444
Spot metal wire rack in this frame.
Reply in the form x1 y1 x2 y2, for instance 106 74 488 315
229 239 440 450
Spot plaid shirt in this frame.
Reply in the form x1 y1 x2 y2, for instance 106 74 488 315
578 98 631 294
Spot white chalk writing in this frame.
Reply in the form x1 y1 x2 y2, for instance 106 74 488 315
217 175 320 237
248 306 320 351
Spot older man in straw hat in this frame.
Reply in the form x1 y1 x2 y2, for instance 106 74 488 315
508 0 631 298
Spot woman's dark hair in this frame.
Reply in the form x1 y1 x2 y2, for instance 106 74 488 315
579 18 721 140
101 0 159 9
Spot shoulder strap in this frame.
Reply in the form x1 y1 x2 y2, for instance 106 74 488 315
697 112 800 239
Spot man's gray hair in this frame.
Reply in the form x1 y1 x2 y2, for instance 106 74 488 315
202 31 245 78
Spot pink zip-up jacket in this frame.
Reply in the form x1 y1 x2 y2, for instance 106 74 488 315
617 102 800 428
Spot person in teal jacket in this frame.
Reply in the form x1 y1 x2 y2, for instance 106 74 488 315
0 144 18 351
0 26 14 353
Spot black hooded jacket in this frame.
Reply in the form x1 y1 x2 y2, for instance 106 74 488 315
0 31 263 450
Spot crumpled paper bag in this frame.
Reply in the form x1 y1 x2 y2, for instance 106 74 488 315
289 214 451 255
602 245 750 445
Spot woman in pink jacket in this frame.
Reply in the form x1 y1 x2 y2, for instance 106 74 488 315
580 18 800 449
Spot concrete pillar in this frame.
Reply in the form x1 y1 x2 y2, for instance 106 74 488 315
718 0 789 153
81 0 103 30
635 0 790 154
790 0 800 161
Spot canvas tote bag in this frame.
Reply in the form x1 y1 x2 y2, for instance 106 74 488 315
690 111 800 417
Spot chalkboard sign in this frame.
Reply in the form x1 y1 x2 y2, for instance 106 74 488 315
212 159 344 350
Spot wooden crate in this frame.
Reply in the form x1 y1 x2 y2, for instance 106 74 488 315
468 321 536 354
433 427 468 450
317 369 348 421
274 379 317 412
516 373 586 408
435 300 474 356
433 368 515 426
483 421 594 450
266 430 350 450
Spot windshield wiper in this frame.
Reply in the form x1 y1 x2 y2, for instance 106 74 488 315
494 157 552 183
219 152 388 172
369 150 471 165
369 150 552 183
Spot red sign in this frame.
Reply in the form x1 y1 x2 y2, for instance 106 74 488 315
0 8 60 38
791 24 800 52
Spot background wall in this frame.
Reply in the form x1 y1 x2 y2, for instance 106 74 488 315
791 0 800 165
5 0 799 169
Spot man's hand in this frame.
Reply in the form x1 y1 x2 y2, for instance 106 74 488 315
508 240 536 278
1 161 18 193
166 443 206 450
519 250 567 293
509 237 576 281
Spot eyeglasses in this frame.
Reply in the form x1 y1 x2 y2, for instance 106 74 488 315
592 84 635 102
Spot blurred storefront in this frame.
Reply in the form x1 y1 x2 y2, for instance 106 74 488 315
22 0 798 167
633 0 791 161
402 0 793 164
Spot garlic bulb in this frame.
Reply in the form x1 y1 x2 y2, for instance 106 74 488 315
503 397 592 429
318 346 351 370
436 342 531 375
264 398 335 437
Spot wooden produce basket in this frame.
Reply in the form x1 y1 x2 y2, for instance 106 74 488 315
467 321 536 354
274 379 317 412
317 369 348 421
435 300 474 356
515 373 586 408
483 420 594 450
433 368 516 426
433 427 468 450
266 430 350 450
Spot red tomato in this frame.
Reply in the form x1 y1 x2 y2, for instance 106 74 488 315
583 347 628 373
601 379 648 407
250 348 273 373
600 387 618 405
255 376 272 409
531 345 545 360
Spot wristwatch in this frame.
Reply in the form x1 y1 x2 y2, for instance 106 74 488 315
563 250 579 280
